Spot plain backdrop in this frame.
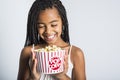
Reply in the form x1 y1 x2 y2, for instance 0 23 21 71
0 0 120 80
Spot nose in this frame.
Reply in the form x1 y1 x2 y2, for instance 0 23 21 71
45 26 51 34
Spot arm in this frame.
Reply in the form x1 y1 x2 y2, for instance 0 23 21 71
17 47 40 80
72 48 86 80
17 47 31 80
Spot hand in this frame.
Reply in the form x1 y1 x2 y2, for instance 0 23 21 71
29 49 41 80
52 53 70 80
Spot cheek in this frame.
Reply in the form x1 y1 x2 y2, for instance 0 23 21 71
56 24 62 33
55 27 62 34
38 29 44 36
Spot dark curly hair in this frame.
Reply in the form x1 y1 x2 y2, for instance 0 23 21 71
24 0 70 46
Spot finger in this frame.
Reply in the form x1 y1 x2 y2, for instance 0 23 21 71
64 54 69 73
64 57 68 67
29 49 36 71
64 54 68 63
65 50 68 56
32 59 38 73
31 49 35 60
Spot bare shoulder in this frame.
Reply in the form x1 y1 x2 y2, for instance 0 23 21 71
71 45 83 52
20 46 32 60
20 45 40 60
71 45 84 57
71 45 85 64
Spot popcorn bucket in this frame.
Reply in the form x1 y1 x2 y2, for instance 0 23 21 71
34 49 65 74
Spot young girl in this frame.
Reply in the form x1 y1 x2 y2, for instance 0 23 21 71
17 0 86 80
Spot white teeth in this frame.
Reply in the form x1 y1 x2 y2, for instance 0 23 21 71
47 35 54 39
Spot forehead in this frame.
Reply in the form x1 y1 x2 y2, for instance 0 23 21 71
38 7 61 22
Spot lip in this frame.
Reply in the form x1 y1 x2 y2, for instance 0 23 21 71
44 34 56 42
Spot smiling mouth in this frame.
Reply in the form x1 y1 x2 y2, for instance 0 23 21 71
44 34 56 42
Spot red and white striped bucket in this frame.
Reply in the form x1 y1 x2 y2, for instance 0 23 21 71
34 50 65 74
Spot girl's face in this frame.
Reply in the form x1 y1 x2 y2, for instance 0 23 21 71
37 7 63 45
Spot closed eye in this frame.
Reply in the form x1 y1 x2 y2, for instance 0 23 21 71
38 24 45 28
38 26 45 28
51 24 57 27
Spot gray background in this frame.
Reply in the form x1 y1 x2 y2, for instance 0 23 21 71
0 0 120 80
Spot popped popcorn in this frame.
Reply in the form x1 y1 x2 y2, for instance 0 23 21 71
34 45 62 52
